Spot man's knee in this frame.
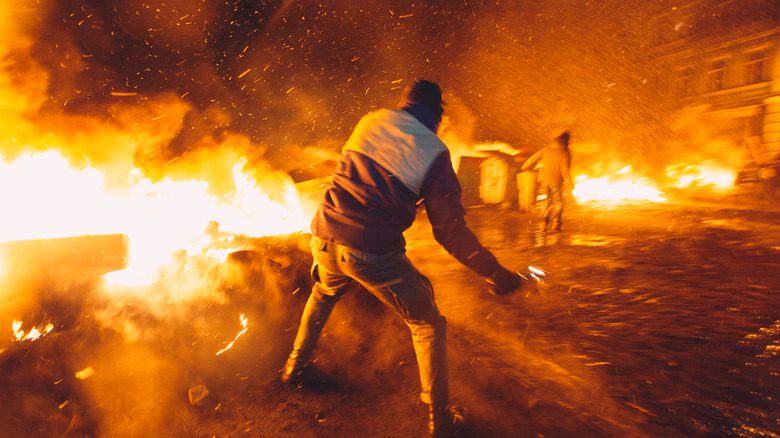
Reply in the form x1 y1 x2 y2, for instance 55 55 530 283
310 282 342 304
406 313 447 337
421 313 446 330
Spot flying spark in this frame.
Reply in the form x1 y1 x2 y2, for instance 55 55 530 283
216 313 249 356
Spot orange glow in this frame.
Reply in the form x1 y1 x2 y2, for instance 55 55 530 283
74 366 95 380
665 162 735 189
572 165 666 204
12 319 54 342
0 151 309 288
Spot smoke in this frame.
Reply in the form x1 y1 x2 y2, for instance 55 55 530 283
3 0 693 185
2 1 511 168
0 0 324 198
0 233 318 436
665 106 751 167
307 289 413 385
7 0 747 188
0 1 51 160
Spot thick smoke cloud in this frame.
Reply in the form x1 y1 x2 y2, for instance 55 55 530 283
12 0 762 182
15 0 672 170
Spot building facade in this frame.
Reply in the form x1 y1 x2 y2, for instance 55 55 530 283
642 0 780 165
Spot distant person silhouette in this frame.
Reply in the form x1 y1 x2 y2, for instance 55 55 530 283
522 131 574 231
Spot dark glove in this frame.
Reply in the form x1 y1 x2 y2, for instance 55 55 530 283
486 267 526 296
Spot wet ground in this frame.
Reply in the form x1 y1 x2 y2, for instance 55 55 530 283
403 201 780 437
2 200 779 437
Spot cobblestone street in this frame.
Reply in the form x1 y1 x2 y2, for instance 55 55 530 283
404 202 780 436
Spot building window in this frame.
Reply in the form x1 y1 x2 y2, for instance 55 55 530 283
652 14 678 45
745 50 768 84
677 67 694 97
662 15 678 43
708 59 727 91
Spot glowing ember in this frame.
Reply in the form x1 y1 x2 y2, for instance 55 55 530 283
12 319 54 341
75 366 95 380
0 151 309 288
665 162 735 189
216 313 249 356
572 165 666 203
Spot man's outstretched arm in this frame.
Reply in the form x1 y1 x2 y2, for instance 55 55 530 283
422 152 523 294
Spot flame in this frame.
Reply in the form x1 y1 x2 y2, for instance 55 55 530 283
216 313 249 356
0 151 117 241
665 162 735 189
0 151 309 288
12 319 54 341
572 165 666 203
570 160 735 205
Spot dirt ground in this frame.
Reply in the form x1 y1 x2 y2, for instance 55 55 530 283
1 199 779 437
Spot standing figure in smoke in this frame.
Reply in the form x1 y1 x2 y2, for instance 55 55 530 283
522 131 574 232
280 79 526 437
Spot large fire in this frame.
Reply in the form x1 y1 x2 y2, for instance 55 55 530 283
572 165 666 203
571 161 736 204
665 162 736 190
0 150 309 288
1 150 740 283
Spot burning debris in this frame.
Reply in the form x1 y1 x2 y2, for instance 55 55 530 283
572 165 666 204
0 232 316 437
0 150 311 289
665 162 736 190
187 384 210 406
12 320 54 342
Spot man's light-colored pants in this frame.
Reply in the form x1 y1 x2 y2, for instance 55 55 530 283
287 235 449 405
543 183 564 228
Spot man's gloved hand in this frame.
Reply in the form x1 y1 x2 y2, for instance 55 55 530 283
487 267 526 295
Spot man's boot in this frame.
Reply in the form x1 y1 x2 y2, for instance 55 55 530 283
280 289 335 384
428 404 465 438
279 350 308 384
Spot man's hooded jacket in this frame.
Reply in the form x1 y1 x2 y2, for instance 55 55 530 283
311 104 504 278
